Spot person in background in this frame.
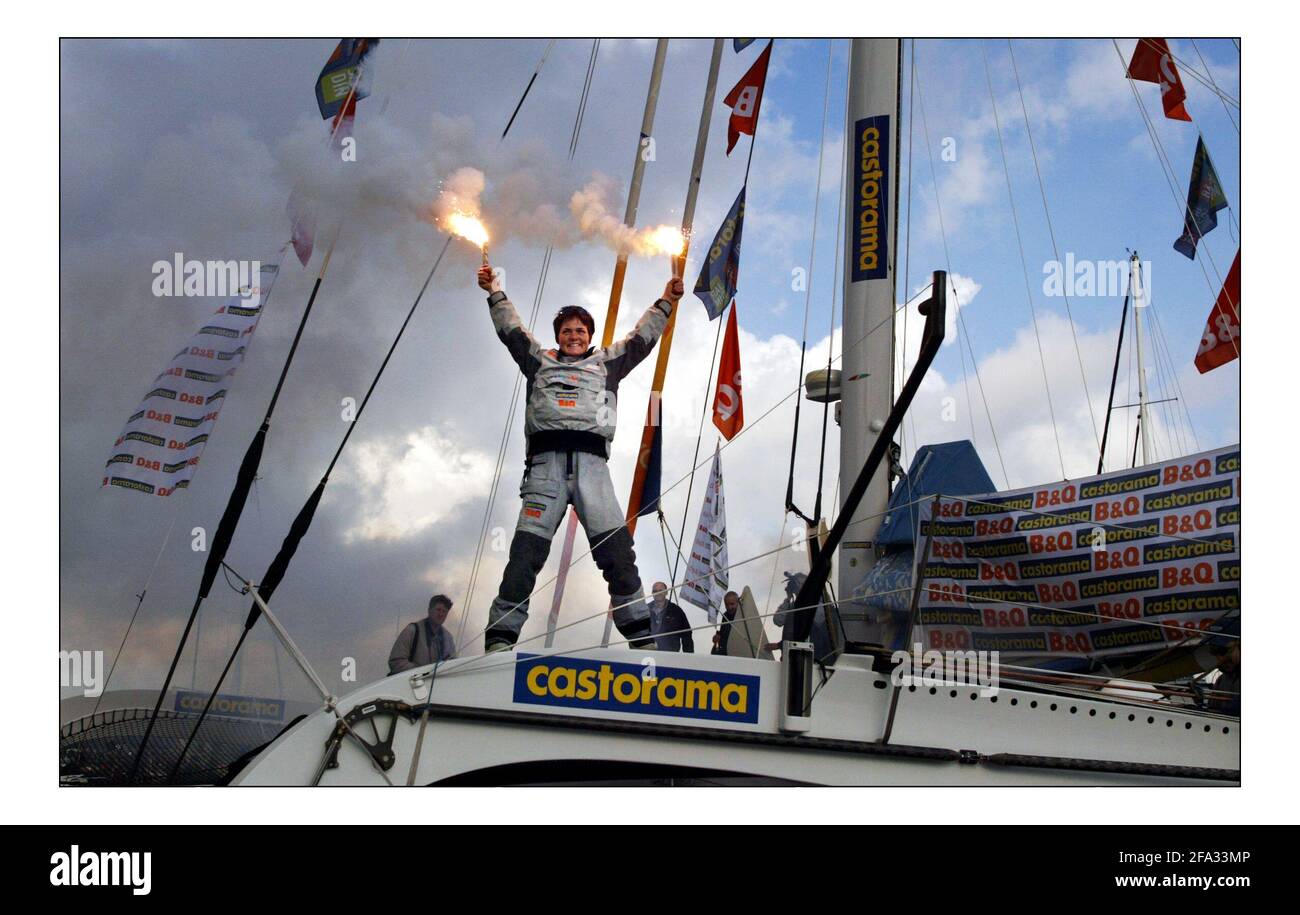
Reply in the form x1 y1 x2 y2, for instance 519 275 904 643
388 594 457 674
647 581 694 652
1209 640 1240 715
771 571 834 660
711 591 741 656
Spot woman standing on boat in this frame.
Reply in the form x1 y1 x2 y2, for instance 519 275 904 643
476 262 684 652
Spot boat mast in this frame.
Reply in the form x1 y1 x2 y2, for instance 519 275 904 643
1130 251 1154 465
838 39 901 642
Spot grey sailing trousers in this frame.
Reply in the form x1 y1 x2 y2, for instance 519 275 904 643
486 449 651 648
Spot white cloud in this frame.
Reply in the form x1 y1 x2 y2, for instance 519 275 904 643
342 425 495 542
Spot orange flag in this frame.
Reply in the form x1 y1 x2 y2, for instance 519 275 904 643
712 303 744 439
1127 38 1192 122
1195 250 1240 374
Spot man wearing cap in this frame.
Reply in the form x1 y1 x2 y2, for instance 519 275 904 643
388 594 457 673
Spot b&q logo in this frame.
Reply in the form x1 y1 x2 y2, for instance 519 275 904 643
512 654 759 724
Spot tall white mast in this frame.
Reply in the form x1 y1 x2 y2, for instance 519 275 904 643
838 39 901 641
1130 251 1153 465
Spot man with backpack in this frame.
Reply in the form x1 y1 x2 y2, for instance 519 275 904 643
388 594 457 674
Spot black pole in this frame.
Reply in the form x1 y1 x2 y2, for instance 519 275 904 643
1097 264 1133 475
790 271 947 642
131 257 332 783
169 238 451 778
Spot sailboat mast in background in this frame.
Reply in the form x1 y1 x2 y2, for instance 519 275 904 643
838 39 901 643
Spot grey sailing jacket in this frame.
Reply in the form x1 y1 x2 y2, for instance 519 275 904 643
487 290 674 455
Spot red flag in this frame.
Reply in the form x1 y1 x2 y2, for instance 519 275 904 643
712 303 744 439
287 183 316 268
1127 38 1192 122
723 40 773 154
1195 250 1240 373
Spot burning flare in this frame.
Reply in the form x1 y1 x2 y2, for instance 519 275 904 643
445 211 490 249
640 225 686 258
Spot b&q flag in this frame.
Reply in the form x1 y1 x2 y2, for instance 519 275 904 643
694 186 746 319
1174 137 1229 260
1127 38 1192 122
682 444 729 623
723 39 773 154
1195 249 1241 373
315 39 379 120
913 444 1240 661
712 303 744 440
103 264 280 497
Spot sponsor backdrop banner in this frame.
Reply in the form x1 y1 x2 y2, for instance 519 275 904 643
102 264 279 497
915 445 1239 659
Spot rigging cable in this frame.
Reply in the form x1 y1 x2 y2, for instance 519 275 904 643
1007 41 1103 457
782 38 835 525
900 38 921 467
982 41 1067 479
458 40 600 651
1133 38 1240 110
482 286 925 638
913 51 1011 488
89 513 179 717
1189 39 1240 136
1146 298 1202 451
1111 40 1237 334
164 46 568 782
663 42 760 610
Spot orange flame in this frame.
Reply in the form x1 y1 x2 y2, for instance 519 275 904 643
445 212 489 249
638 225 685 258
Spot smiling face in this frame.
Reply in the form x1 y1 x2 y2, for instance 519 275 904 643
556 317 591 356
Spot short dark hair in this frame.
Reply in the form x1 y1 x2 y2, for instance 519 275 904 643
429 594 453 612
553 305 595 339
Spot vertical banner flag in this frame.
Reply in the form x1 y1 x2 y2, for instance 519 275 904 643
1126 38 1192 121
103 264 280 497
635 422 663 518
723 39 773 154
712 303 744 439
1174 137 1229 259
694 186 746 319
315 39 379 120
913 444 1239 662
1195 249 1241 373
682 445 729 622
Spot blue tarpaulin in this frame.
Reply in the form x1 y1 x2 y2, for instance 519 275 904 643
876 440 995 547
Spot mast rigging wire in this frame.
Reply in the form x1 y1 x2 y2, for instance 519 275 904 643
1006 41 1103 457
1110 39 1238 341
165 45 570 782
981 41 1067 479
1189 39 1240 136
782 39 835 525
458 39 601 650
913 54 1010 488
